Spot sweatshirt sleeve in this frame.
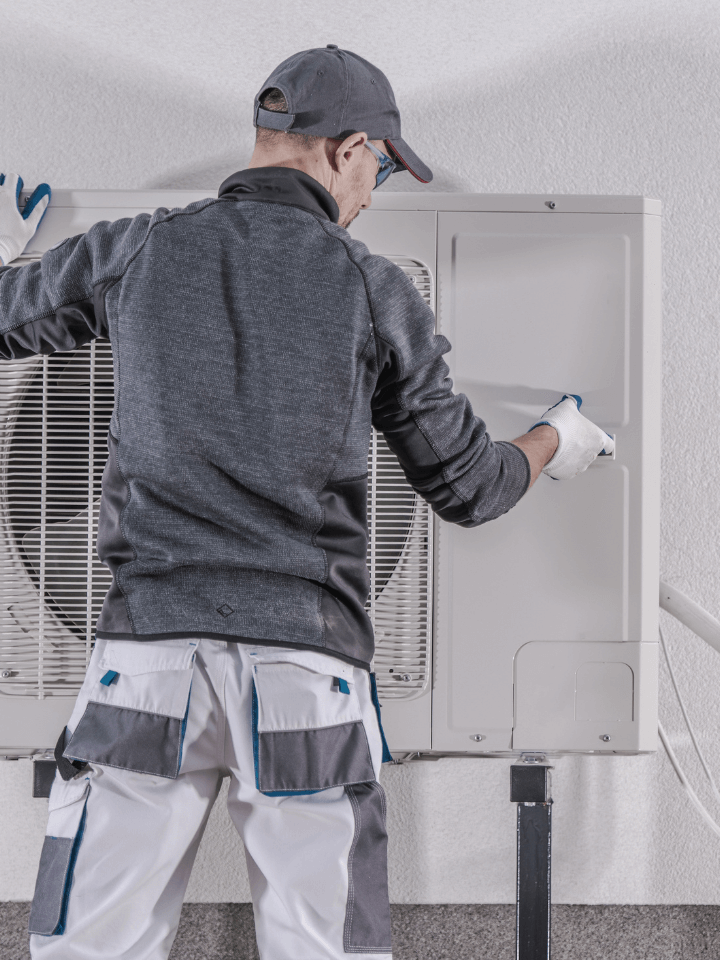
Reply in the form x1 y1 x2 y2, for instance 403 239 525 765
0 213 153 360
361 253 530 528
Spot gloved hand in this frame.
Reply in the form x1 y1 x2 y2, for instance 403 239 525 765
529 394 615 480
0 173 51 265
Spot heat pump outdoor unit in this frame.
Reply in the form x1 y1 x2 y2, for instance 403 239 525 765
0 190 661 760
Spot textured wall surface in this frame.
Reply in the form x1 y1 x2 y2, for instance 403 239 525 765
2 0 720 904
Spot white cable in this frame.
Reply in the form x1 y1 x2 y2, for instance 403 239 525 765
659 623 720 808
658 721 720 840
658 608 720 838
659 580 720 655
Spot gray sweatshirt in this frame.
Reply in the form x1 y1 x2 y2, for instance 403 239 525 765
0 167 530 669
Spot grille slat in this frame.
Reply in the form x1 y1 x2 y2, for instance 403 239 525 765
365 255 433 701
0 254 434 703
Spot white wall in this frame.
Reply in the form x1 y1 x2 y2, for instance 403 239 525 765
2 0 720 904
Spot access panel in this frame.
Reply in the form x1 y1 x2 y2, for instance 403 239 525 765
432 209 661 755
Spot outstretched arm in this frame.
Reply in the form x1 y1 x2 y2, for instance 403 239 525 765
1 196 154 360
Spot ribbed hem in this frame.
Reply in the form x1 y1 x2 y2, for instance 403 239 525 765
94 630 372 672
496 440 532 503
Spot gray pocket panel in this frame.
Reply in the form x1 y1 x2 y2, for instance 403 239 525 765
28 836 74 936
64 701 182 779
258 720 374 793
344 781 392 954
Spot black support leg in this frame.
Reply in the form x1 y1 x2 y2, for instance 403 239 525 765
511 760 553 960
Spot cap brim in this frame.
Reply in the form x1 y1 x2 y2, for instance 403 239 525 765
385 137 433 184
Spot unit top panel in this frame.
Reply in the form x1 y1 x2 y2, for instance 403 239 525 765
20 189 661 217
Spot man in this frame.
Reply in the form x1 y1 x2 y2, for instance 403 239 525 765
0 46 610 960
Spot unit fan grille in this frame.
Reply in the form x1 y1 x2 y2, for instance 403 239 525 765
0 255 433 702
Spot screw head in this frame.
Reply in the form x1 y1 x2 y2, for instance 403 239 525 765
0 671 11 679
400 673 412 682
600 734 612 742
545 200 556 209
471 734 485 742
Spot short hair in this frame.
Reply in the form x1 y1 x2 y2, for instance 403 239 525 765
255 88 324 151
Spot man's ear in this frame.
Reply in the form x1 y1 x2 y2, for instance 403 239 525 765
333 132 368 173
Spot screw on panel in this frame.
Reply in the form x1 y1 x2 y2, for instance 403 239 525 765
400 673 412 682
0 670 12 679
471 734 485 742
545 201 556 209
600 734 612 742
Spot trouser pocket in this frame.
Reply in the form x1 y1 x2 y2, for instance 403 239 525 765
250 648 375 795
62 638 197 779
344 780 392 954
29 773 91 937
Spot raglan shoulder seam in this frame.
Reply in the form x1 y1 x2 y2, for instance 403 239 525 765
316 223 478 520
1 197 222 334
315 220 410 382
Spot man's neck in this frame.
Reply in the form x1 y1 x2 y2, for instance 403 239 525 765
247 149 335 197
217 167 340 224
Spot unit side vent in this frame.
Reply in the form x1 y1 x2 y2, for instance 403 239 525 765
369 256 433 700
0 255 433 703
0 335 112 697
384 255 433 306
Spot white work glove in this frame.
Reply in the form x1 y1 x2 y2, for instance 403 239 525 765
530 394 615 480
0 173 51 265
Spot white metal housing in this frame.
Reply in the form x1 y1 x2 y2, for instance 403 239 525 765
0 189 661 758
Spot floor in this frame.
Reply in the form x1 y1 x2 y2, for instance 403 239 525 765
4 903 720 958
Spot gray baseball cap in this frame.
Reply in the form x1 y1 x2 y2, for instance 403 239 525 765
254 45 433 184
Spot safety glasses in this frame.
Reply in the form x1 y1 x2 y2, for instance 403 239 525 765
329 139 397 189
364 141 396 189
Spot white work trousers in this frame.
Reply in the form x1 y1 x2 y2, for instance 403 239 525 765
28 638 392 959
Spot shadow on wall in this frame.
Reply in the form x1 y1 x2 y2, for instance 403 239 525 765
382 761 435 902
101 25 693 196
142 70 475 192
5 23 705 200
143 138 473 194
382 759 518 904
551 755 651 903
